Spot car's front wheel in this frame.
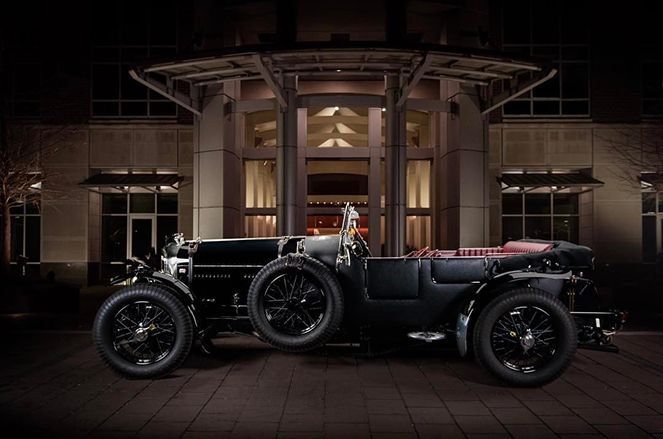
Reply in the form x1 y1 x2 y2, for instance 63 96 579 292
93 285 194 379
473 287 577 387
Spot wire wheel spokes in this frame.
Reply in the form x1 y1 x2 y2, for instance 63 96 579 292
112 301 176 365
263 272 326 336
491 305 558 373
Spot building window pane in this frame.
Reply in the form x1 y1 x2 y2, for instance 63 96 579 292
102 193 127 214
502 193 523 215
157 193 178 214
525 193 551 214
406 110 431 147
156 216 178 247
246 110 277 148
25 216 40 261
10 215 24 260
643 216 657 262
245 160 276 208
130 193 155 213
307 107 368 147
502 216 523 243
245 215 276 237
102 216 127 262
407 161 431 208
643 192 657 214
553 216 578 242
406 216 430 253
553 193 579 214
525 216 551 240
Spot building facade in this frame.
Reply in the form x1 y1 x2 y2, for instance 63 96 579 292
1 0 661 285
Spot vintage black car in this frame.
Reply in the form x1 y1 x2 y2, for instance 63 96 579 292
93 204 624 386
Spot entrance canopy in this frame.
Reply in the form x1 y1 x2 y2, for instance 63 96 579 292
129 42 556 116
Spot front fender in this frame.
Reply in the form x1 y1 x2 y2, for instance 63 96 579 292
455 270 572 357
113 268 202 330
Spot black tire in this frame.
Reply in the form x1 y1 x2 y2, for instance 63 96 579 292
93 284 194 379
247 255 344 352
472 287 577 387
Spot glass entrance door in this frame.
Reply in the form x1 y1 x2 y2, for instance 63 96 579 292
130 217 154 260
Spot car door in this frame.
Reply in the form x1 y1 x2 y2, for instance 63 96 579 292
365 257 419 299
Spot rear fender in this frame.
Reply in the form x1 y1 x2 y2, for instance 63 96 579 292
455 270 571 357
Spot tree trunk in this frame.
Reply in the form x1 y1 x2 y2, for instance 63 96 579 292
1 202 10 274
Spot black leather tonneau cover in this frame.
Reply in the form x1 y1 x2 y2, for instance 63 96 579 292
496 239 593 274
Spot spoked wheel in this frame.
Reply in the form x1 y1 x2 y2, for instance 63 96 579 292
112 301 176 365
490 305 557 373
473 288 576 387
263 272 327 336
93 285 193 379
248 255 344 352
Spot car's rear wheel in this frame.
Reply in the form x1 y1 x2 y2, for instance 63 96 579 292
247 255 344 352
473 287 576 387
93 285 193 379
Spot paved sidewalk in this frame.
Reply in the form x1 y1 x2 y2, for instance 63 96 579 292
1 332 663 438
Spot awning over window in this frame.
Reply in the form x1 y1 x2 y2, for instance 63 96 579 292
79 173 182 190
640 173 663 187
499 173 604 190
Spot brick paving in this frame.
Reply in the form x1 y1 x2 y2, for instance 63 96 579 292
1 332 663 438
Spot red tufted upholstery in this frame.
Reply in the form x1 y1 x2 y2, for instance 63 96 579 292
502 241 553 254
404 241 554 258
455 247 501 257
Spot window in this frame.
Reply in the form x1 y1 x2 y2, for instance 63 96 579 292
406 216 431 254
0 202 40 263
642 191 663 262
91 0 177 117
246 111 277 148
245 161 276 237
502 192 579 243
101 192 178 264
406 110 431 147
407 161 431 208
245 160 276 208
245 215 276 237
502 0 589 117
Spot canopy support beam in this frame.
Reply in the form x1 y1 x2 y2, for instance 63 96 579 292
397 53 433 108
253 55 288 108
128 70 202 116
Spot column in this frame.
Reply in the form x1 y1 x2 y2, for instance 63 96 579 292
367 107 382 255
437 81 489 248
276 74 298 235
384 75 407 256
192 82 242 238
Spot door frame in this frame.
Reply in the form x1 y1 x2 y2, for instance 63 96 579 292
127 214 156 259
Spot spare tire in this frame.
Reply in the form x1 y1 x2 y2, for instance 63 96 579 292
247 254 344 352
